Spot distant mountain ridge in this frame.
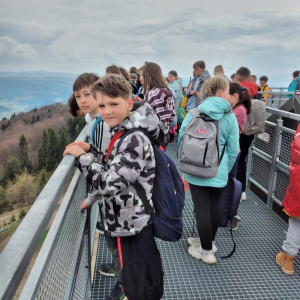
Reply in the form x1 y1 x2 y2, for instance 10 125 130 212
0 71 79 79
0 71 79 119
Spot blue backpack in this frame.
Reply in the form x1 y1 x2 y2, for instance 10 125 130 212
117 128 185 242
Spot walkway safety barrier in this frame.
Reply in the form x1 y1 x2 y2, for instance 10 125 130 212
0 126 97 300
0 103 299 299
246 106 300 208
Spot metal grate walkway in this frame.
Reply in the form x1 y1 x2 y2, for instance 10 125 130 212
91 142 300 300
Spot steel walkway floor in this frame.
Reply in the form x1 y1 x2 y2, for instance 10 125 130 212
91 142 300 300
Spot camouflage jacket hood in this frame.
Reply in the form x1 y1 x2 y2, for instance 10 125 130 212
110 102 160 138
76 102 160 237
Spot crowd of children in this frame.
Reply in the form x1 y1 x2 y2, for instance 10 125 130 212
64 62 299 300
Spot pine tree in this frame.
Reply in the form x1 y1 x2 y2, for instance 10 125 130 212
38 169 47 189
38 130 48 170
31 115 36 124
36 114 40 122
19 135 33 172
75 117 86 138
2 157 22 186
67 118 77 141
58 126 69 162
45 128 59 171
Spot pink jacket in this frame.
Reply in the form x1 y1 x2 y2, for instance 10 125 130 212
232 105 247 152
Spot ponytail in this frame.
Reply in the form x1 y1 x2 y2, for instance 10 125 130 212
229 82 252 114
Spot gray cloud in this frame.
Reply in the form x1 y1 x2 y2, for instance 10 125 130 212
0 0 299 84
0 20 65 47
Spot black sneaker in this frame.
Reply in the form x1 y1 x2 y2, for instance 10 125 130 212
96 220 104 235
99 262 116 277
105 281 127 300
227 217 240 231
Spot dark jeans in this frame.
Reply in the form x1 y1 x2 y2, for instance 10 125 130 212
230 152 241 178
190 184 224 251
236 134 254 192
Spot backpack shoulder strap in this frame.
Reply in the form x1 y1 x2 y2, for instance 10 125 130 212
188 107 200 118
92 117 103 146
116 128 156 219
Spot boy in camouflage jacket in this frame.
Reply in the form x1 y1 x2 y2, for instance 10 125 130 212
64 75 163 300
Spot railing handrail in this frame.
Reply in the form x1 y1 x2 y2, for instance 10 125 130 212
257 91 299 95
0 126 88 300
266 107 300 121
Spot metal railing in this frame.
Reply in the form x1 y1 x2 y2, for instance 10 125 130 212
246 107 300 208
0 126 99 300
1 104 299 300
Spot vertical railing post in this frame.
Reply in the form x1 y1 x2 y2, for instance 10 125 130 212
246 138 254 190
267 118 283 208
86 207 92 299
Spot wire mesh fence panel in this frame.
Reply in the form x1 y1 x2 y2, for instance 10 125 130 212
35 175 87 300
250 153 271 191
273 168 290 204
253 123 276 156
72 232 89 300
279 130 294 166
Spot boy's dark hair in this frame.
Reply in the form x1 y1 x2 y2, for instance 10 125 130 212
130 66 138 74
231 73 235 80
193 60 205 70
235 67 251 82
229 82 252 114
119 67 130 80
130 73 138 80
73 73 100 92
260 76 268 82
91 75 132 101
251 75 257 81
143 62 167 91
106 65 121 75
68 93 80 117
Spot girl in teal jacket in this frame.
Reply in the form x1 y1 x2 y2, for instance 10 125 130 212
178 77 239 264
168 70 183 118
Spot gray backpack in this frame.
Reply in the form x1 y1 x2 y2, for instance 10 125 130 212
242 99 266 135
177 108 227 179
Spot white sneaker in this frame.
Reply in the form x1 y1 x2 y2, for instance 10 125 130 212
241 192 246 201
187 237 217 253
188 245 217 264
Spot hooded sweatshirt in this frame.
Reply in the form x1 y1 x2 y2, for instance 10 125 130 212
287 76 300 98
144 87 175 134
178 97 239 188
168 78 183 117
186 70 211 110
239 81 258 97
76 103 160 237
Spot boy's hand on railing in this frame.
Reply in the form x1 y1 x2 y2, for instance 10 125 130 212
63 145 85 158
190 90 196 95
81 199 91 211
65 141 90 152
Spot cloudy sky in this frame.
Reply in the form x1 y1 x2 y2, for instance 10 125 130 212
0 0 299 85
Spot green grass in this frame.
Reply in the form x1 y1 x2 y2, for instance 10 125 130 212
38 229 49 250
0 220 20 241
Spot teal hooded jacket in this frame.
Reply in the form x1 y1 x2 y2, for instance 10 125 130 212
287 77 300 98
178 97 239 188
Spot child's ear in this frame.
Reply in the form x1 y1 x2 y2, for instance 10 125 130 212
128 98 134 112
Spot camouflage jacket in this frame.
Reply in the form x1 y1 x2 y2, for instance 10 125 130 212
76 103 160 237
